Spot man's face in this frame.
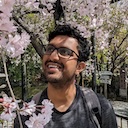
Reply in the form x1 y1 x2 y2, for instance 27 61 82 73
42 35 82 87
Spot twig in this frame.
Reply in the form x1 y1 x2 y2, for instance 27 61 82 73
1 51 23 128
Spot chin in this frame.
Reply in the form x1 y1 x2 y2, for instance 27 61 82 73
46 76 62 83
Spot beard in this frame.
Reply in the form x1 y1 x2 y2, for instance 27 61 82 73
45 74 63 83
44 72 75 89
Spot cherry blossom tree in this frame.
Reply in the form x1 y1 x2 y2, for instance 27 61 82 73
96 1 128 96
1 0 127 59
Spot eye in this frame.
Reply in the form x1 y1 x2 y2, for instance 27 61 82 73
45 45 55 53
59 48 73 56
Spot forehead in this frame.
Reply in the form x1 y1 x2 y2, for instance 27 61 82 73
49 35 79 48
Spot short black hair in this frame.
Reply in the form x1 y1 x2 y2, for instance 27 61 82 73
48 24 90 62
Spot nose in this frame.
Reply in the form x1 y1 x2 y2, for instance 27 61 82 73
49 49 59 61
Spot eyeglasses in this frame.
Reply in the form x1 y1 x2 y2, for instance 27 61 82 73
43 44 79 59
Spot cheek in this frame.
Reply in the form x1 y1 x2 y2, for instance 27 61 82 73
64 61 78 73
42 55 48 64
42 57 46 69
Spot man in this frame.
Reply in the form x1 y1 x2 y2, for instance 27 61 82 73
15 24 117 128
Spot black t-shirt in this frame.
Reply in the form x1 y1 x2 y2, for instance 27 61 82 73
44 85 95 128
14 85 117 128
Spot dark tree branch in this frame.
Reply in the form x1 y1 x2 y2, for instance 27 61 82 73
12 1 66 57
19 10 40 18
117 33 128 49
110 0 120 4
108 25 121 45
117 55 127 66
110 51 127 73
114 49 127 61
110 32 128 63
53 0 65 26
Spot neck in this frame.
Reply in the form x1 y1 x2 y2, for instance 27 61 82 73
47 82 76 112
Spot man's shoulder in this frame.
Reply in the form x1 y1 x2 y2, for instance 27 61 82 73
96 93 113 111
96 93 117 127
79 86 115 115
79 86 112 108
96 93 113 109
32 87 47 105
80 86 117 128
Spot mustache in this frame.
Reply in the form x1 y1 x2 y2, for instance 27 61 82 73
45 60 64 68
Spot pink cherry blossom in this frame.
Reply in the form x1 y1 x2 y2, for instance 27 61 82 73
41 99 54 109
0 94 19 112
0 111 16 121
0 14 17 32
0 94 19 121
24 0 39 9
47 3 53 11
2 94 14 104
25 112 52 128
6 32 30 58
25 113 44 128
0 0 15 17
41 99 53 124
47 0 57 3
20 100 36 116
23 99 53 127
41 99 53 114
0 36 8 48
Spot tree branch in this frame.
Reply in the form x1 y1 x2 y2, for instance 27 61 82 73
117 33 128 49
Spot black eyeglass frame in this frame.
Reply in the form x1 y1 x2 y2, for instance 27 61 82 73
43 44 79 59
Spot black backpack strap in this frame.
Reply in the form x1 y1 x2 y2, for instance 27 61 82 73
32 91 42 105
80 86 102 128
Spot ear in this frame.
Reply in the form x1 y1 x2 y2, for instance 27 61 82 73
75 62 86 76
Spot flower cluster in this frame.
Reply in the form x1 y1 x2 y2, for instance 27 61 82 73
0 94 53 128
0 0 57 58
0 0 127 59
58 0 128 50
0 0 127 64
25 100 53 128
0 0 30 57
0 94 18 121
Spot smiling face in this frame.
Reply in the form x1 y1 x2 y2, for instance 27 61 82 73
42 35 85 88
